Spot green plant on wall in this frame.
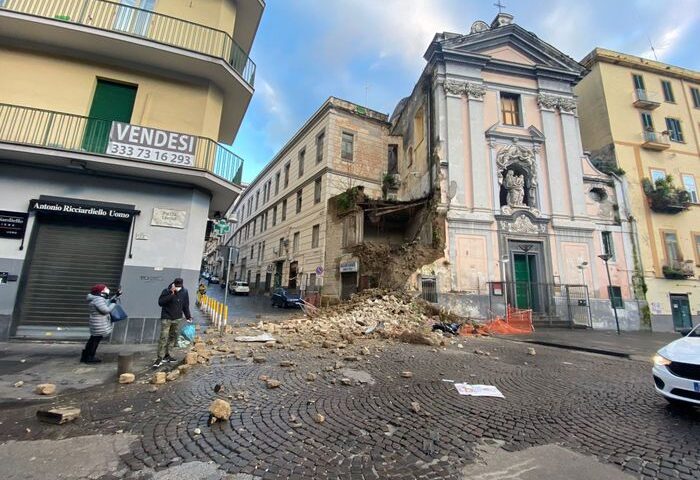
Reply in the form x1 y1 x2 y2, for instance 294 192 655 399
642 175 691 213
336 186 360 212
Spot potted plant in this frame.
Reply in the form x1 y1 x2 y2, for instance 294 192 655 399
641 175 691 214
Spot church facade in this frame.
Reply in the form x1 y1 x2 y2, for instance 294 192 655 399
391 13 644 328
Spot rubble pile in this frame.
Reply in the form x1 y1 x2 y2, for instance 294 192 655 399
261 288 447 347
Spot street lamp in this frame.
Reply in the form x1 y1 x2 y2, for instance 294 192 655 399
577 261 588 285
577 261 592 328
598 254 620 335
500 255 510 316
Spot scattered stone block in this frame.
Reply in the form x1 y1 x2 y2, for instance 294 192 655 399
152 372 166 385
178 364 191 374
166 370 180 382
35 383 56 395
208 399 231 421
13 381 24 388
313 413 325 424
527 347 537 356
185 352 198 365
339 377 352 386
280 360 295 367
410 401 421 413
253 356 267 364
306 373 317 382
401 371 413 378
266 379 281 389
36 406 80 424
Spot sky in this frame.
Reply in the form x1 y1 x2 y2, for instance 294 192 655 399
231 0 700 183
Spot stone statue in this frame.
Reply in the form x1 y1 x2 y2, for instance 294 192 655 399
504 170 526 207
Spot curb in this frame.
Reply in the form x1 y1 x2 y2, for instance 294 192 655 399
499 337 632 359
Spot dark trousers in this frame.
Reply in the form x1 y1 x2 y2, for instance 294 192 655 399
82 335 103 360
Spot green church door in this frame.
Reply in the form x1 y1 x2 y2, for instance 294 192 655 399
83 80 137 153
513 253 538 310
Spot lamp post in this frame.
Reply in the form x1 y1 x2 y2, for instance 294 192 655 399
501 255 510 317
577 261 592 328
598 254 620 335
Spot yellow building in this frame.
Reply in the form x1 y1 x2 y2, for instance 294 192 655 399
0 0 263 342
576 48 700 332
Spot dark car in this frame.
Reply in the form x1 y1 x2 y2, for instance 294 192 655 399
271 288 303 308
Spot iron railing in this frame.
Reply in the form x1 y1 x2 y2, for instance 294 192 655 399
0 103 243 184
0 0 256 87
633 88 660 104
642 130 670 144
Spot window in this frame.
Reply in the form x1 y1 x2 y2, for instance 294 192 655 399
309 273 317 287
240 205 245 221
296 189 302 213
275 172 280 195
341 132 354 161
255 190 260 210
272 205 277 226
262 184 267 204
607 286 624 309
311 224 320 248
316 131 325 163
661 80 675 102
293 232 300 253
252 218 257 235
665 118 684 142
263 211 268 231
314 178 322 204
641 112 654 131
602 231 615 261
682 174 698 203
388 144 398 175
284 162 290 188
260 241 265 262
663 231 681 264
281 198 287 221
632 74 645 91
257 242 261 261
500 92 521 126
250 244 254 259
279 238 284 254
413 107 425 143
691 87 700 108
651 169 666 186
298 149 305 178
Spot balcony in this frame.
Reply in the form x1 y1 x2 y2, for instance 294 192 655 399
641 130 670 150
0 103 244 214
662 261 695 279
0 0 256 143
633 89 661 109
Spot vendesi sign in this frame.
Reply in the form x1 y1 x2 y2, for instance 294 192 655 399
108 122 197 167
30 199 137 221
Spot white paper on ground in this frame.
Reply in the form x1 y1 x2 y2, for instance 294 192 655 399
454 383 505 398
233 333 276 343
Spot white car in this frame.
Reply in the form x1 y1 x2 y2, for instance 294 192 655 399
228 281 250 295
652 325 700 406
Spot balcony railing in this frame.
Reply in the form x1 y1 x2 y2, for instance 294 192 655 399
0 103 243 184
0 0 255 87
662 261 695 279
641 130 670 150
633 89 660 109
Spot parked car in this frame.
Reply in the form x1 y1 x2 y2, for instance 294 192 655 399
271 288 303 308
228 281 250 295
209 275 220 284
652 325 700 406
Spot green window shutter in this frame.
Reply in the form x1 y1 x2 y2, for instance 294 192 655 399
83 80 137 153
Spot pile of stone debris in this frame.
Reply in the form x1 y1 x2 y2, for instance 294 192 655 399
260 288 458 347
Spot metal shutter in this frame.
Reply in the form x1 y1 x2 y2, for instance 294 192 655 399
17 217 129 330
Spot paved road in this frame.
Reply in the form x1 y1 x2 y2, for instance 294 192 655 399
1 337 698 479
202 283 300 323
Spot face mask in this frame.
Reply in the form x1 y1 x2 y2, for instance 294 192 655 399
175 286 182 292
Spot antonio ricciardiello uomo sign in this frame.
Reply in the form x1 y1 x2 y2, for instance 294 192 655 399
108 122 197 167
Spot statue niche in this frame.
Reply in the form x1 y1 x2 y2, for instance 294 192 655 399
496 143 538 212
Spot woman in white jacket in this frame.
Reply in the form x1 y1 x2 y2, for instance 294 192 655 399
82 284 118 363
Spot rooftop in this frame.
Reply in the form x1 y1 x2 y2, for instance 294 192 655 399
580 48 700 83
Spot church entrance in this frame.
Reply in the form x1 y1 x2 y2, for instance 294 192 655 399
507 241 545 312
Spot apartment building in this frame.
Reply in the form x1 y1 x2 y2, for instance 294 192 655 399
229 98 401 297
576 48 700 332
0 0 263 342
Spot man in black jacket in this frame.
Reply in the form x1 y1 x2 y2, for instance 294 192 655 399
153 278 192 368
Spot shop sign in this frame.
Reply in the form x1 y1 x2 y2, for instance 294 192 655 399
151 208 187 229
108 122 197 167
0 211 28 239
30 199 136 221
490 282 503 296
339 259 358 273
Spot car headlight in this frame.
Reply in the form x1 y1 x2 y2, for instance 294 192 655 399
653 354 672 366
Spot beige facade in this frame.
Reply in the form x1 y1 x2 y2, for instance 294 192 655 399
229 98 398 296
576 48 700 332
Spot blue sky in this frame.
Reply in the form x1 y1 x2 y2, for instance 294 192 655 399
232 0 700 183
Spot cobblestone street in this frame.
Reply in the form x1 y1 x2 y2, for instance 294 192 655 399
0 337 698 480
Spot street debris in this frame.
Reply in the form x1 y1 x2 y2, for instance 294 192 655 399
193 428 202 435
36 406 80 424
34 383 56 395
234 333 276 343
306 373 317 382
166 370 180 382
118 373 135 384
213 384 223 393
312 413 325 424
13 381 24 388
339 377 353 386
152 372 166 385
410 401 421 413
527 347 537 356
454 384 505 399
401 371 413 378
253 356 267 364
184 352 198 365
266 379 281 389
208 399 231 423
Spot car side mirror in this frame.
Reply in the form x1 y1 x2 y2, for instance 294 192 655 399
678 327 692 336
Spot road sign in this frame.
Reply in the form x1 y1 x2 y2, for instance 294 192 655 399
213 220 230 234
316 266 324 276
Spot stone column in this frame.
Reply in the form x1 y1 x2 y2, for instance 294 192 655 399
444 80 468 206
466 82 488 211
538 94 570 217
559 104 586 218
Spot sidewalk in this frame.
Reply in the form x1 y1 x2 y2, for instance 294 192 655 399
501 328 683 361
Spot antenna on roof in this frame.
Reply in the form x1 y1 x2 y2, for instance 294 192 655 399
647 36 658 61
494 0 506 13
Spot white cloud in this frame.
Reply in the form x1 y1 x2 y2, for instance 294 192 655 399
257 78 294 151
638 5 699 61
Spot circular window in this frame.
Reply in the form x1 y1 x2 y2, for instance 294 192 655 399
588 187 608 202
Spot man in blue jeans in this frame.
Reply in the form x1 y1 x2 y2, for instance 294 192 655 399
153 278 192 368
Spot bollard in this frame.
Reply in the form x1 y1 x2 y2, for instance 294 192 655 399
117 353 134 376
